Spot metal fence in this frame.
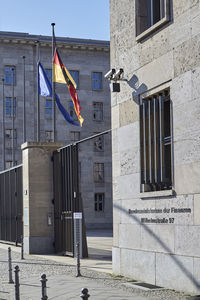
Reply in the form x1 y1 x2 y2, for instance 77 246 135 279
0 165 23 244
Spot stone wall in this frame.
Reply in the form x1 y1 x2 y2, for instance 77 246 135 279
110 0 200 294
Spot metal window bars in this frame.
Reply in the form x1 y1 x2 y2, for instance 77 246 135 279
140 89 172 192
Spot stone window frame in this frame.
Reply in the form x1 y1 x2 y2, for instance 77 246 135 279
91 72 102 91
139 82 174 197
136 0 170 42
69 70 79 89
93 132 104 152
93 102 103 121
45 98 53 117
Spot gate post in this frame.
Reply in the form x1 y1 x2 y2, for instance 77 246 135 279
21 142 62 254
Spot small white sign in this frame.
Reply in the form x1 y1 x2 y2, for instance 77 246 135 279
73 212 82 219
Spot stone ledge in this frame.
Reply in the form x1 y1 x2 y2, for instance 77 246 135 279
140 189 174 199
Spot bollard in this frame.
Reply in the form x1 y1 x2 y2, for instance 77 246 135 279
14 265 20 300
21 235 24 260
8 247 14 284
41 273 48 300
76 242 81 277
80 288 90 299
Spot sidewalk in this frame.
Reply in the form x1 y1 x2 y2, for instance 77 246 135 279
0 230 190 300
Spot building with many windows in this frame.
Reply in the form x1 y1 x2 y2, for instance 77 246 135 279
110 0 200 294
0 31 112 229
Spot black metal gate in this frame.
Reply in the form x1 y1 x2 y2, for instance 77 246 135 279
53 144 87 257
0 165 23 244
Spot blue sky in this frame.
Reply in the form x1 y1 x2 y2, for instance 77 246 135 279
0 0 110 41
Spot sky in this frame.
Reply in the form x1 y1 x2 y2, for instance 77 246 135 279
0 0 110 41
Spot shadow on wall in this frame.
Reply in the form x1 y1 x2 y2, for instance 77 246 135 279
113 203 200 290
127 74 148 105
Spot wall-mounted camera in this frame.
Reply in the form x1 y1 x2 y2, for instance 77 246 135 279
104 68 127 93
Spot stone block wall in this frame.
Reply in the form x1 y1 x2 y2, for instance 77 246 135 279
110 0 200 294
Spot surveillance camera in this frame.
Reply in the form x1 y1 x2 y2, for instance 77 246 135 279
113 68 124 80
104 68 116 79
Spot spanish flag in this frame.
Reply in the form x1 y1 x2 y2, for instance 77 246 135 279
53 48 84 126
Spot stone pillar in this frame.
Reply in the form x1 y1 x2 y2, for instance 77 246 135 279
21 142 62 254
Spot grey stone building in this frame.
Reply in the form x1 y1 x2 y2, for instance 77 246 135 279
0 31 112 229
110 0 200 294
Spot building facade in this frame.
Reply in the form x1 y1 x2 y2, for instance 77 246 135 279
0 31 112 229
110 0 200 294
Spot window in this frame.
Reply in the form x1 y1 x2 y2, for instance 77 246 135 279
45 69 52 84
94 163 104 182
70 70 79 89
69 101 78 121
6 161 17 169
5 66 16 85
93 102 103 121
70 131 80 142
5 129 17 149
136 0 169 40
94 134 104 151
5 97 16 117
140 89 172 192
94 193 105 212
92 72 102 90
45 131 53 142
45 99 53 116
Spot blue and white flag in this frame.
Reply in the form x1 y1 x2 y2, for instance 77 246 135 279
37 61 79 126
38 62 52 97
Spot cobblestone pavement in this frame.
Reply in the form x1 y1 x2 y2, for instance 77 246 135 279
0 244 193 300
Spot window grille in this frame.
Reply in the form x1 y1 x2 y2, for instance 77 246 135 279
5 129 17 149
5 97 16 117
45 130 53 142
140 89 172 192
5 66 16 85
94 134 104 151
94 193 105 211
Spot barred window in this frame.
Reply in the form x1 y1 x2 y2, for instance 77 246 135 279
140 89 172 192
94 163 104 182
5 66 16 85
94 193 105 212
93 102 103 121
5 129 17 149
5 97 16 117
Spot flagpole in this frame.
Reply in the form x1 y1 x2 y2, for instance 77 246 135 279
51 23 56 142
2 78 5 170
36 41 40 142
22 56 26 143
12 67 15 167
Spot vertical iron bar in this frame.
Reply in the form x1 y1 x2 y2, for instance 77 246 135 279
51 23 56 142
153 97 157 183
8 247 14 283
148 100 152 183
22 56 26 143
143 102 147 183
76 242 81 277
14 265 20 300
21 235 24 260
12 68 15 167
36 41 40 142
2 78 5 170
159 94 163 183
150 0 154 26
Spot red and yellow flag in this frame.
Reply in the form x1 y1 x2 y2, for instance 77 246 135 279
53 48 84 126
